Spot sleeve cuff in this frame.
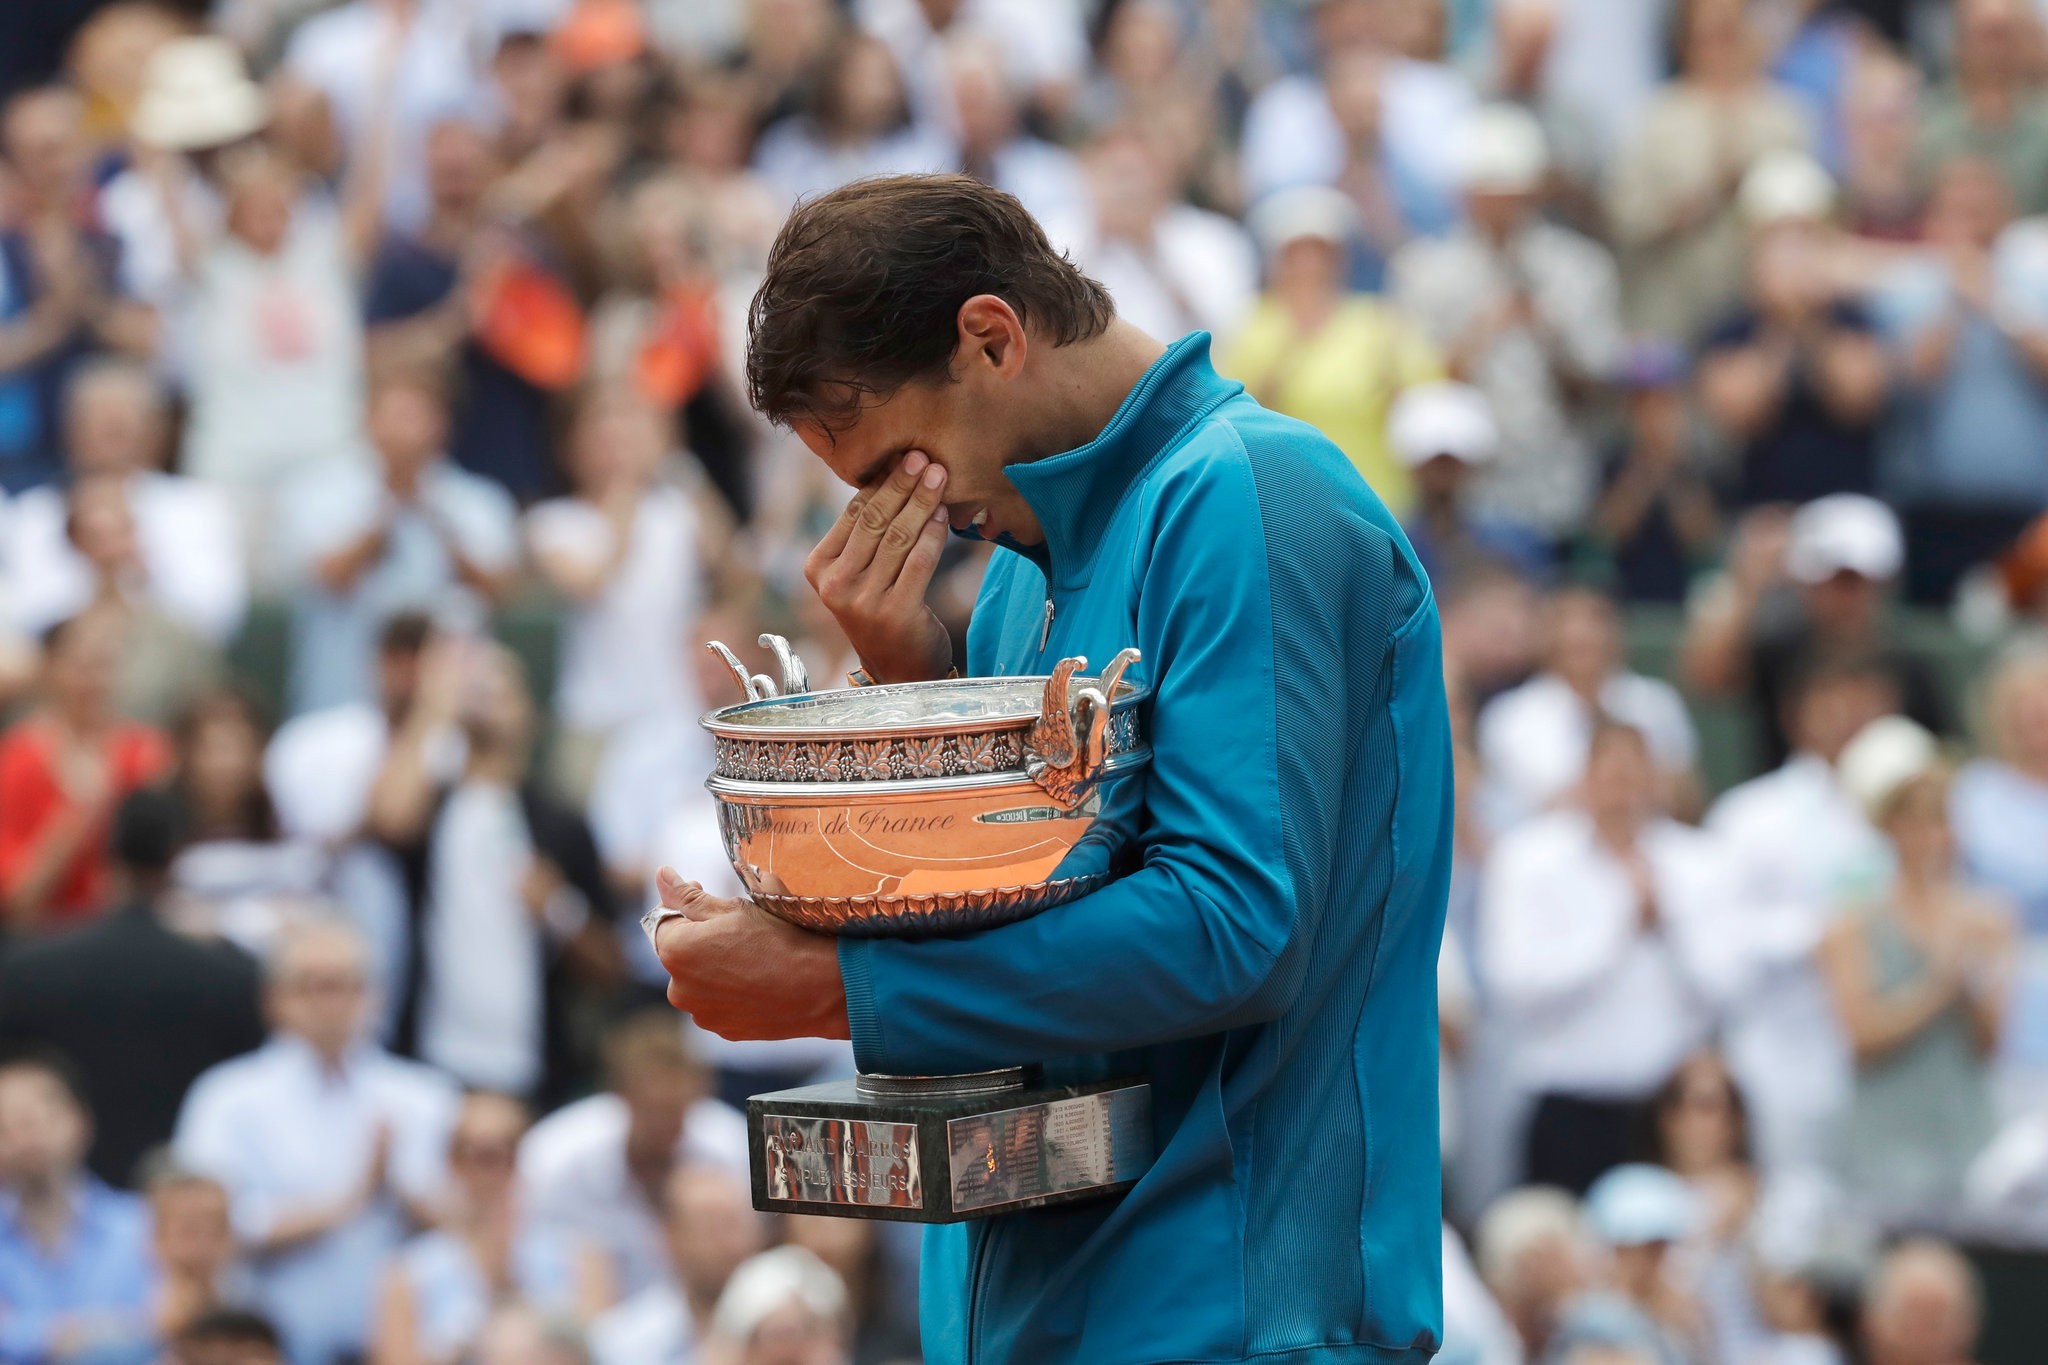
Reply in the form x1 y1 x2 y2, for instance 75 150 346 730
837 937 886 1072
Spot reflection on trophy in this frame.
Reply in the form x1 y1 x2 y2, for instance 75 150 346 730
703 634 1155 1222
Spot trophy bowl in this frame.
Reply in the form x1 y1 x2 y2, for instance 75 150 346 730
702 639 1150 937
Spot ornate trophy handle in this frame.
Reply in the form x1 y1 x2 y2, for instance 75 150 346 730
1027 649 1139 809
706 637 813 703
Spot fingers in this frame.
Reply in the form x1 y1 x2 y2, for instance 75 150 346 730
823 452 946 588
885 506 951 605
655 866 716 921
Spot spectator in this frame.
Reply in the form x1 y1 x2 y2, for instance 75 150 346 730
525 386 723 802
1838 50 1923 242
0 1051 155 1362
1914 0 2048 216
0 608 171 929
1572 1163 1708 1365
520 1011 750 1300
281 368 517 717
373 1092 613 1364
170 1309 286 1365
264 613 461 1037
0 86 157 493
1476 587 1699 826
165 689 327 956
1697 153 1887 509
1047 122 1257 344
1871 156 2048 605
946 34 1089 228
4 359 247 647
1705 651 1897 1177
1605 0 1811 346
1438 1218 1523 1365
1219 185 1443 512
1484 0 1605 235
142 1156 253 1341
1951 648 2048 936
1387 380 1551 594
705 1246 851 1365
1861 1239 1983 1365
1481 720 1743 1194
178 137 387 570
173 919 461 1365
752 32 952 206
782 1218 920 1365
1473 1185 1593 1362
586 1164 768 1365
1682 495 1949 771
1391 103 1625 540
1588 341 1721 605
374 641 617 1104
1642 1051 1761 1360
361 118 565 507
0 788 264 1189
1820 716 2013 1216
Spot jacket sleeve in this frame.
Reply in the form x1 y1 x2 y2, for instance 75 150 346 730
836 454 1356 1076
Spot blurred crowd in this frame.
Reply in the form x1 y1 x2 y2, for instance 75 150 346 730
2 0 2048 1363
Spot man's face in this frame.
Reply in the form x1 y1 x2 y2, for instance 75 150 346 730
0 1066 89 1186
1803 570 1885 637
69 382 159 476
152 1180 234 1279
3 91 85 202
666 1166 767 1301
368 382 449 475
796 369 1045 549
267 938 371 1055
1867 1262 1977 1365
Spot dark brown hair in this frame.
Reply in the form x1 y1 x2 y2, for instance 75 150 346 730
745 173 1115 430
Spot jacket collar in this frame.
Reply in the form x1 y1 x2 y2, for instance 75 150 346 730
997 331 1241 590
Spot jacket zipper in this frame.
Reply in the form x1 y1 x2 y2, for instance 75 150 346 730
1039 597 1055 654
965 1220 992 1365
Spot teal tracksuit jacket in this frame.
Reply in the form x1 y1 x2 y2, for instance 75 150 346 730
836 333 1453 1364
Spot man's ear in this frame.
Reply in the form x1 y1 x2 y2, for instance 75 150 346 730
955 294 1028 379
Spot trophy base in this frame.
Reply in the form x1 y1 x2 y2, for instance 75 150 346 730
747 1069 1153 1223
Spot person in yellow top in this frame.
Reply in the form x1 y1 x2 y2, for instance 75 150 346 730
1219 184 1444 513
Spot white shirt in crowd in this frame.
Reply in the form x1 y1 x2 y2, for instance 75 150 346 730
265 703 467 1037
518 1091 751 1299
420 780 545 1096
1238 56 1476 205
1043 204 1258 346
524 485 705 735
3 471 248 644
1439 1223 1524 1365
1476 671 1697 827
183 197 366 499
174 1035 461 1365
589 1280 698 1365
282 459 518 715
1705 752 1887 1175
1480 809 1750 1098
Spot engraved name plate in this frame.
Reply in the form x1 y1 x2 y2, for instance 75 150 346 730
947 1085 1153 1214
759 1115 924 1212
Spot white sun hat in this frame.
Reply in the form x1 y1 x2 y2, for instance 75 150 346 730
1785 493 1904 585
1248 184 1360 255
1457 103 1550 194
1837 714 1944 821
1387 382 1499 468
1740 149 1837 226
131 36 267 151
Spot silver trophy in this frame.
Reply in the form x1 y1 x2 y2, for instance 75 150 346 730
701 636 1155 1221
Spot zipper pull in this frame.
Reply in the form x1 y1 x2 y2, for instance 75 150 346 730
1039 598 1055 652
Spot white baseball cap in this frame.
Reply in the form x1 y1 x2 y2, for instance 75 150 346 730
1387 382 1499 468
1740 149 1836 226
711 1247 848 1345
1457 104 1549 194
130 36 267 152
1837 714 1943 821
1248 184 1360 255
1584 1164 1699 1248
1786 493 1904 584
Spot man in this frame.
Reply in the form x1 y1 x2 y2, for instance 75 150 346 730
1862 1240 1983 1365
265 611 455 1036
142 1157 252 1341
174 919 460 1365
588 1163 768 1365
281 367 517 716
0 1052 155 1360
1705 653 1897 1177
1480 722 1744 1193
647 174 1454 1362
1681 493 1948 771
1391 103 1624 541
378 641 618 1105
1389 380 1550 592
0 789 264 1188
1477 586 1699 826
4 359 247 645
521 1011 750 1299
